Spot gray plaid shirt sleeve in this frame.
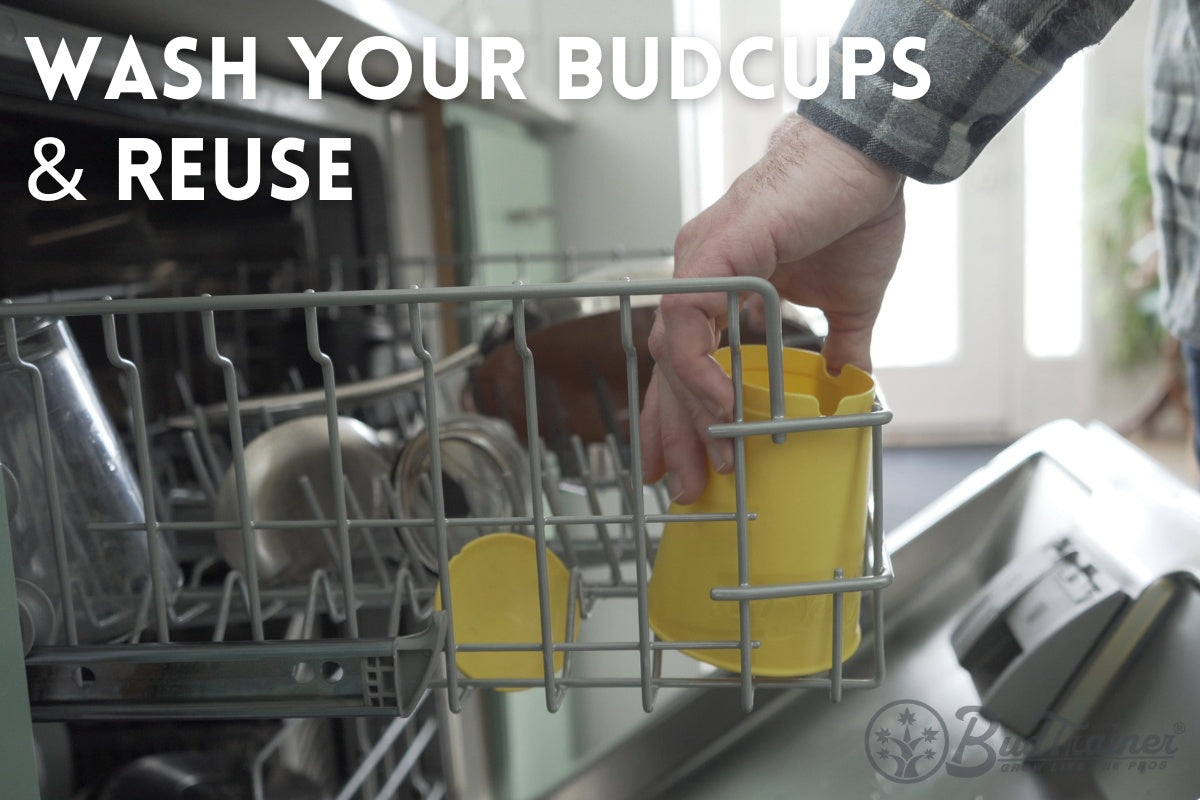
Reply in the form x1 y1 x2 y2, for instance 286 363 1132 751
1149 0 1200 344
797 0 1134 183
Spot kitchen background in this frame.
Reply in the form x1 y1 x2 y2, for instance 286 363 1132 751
401 0 1183 459
1 0 1176 449
0 0 1193 799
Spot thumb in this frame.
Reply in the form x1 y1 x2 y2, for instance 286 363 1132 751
820 322 874 376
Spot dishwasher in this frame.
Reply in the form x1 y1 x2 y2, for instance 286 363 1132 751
622 420 1200 800
12 282 1200 800
0 275 895 800
0 6 895 795
5 3 1200 798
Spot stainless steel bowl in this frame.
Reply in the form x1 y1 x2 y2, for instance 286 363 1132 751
214 416 393 586
16 578 57 655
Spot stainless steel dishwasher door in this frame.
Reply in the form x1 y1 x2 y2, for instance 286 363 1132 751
551 421 1200 800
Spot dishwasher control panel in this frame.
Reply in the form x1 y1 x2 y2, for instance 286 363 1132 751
951 537 1128 737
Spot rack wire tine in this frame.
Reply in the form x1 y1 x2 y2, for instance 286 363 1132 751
352 719 383 798
201 305 264 640
388 565 432 632
298 475 347 573
175 370 225 485
538 439 578 569
304 297 359 638
751 286 788 444
72 572 125 630
333 696 427 800
619 293 656 711
871 421 885 582
119 579 154 644
727 291 755 710
379 474 423 569
870 420 888 687
251 718 300 800
343 475 390 585
512 292 562 712
604 433 637 524
2 311 78 645
301 569 347 639
569 435 623 584
830 568 844 703
213 570 254 642
124 288 146 368
555 568 584 708
102 307 170 642
408 298 462 712
181 428 213 501
369 717 438 800
150 467 173 537
403 714 436 798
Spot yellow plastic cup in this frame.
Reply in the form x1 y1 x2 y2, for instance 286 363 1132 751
647 346 875 676
436 533 579 689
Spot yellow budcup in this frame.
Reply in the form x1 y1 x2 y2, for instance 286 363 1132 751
647 346 875 676
436 533 579 690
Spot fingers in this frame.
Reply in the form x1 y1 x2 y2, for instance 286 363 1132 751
639 117 905 499
652 295 730 418
820 320 875 375
743 293 768 335
644 298 736 504
639 373 668 485
640 365 732 505
639 370 707 503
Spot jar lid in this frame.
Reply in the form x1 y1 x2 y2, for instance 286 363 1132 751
393 414 531 573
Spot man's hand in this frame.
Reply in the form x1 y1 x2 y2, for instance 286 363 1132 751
641 115 905 504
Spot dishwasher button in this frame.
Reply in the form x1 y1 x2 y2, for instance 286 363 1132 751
1053 561 1096 603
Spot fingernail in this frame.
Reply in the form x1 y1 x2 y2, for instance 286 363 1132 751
709 447 733 474
667 473 684 502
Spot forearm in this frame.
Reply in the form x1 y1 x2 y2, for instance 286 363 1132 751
798 0 1135 183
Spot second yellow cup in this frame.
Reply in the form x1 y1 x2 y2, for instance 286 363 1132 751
647 345 875 676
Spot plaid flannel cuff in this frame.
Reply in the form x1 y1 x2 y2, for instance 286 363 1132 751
798 0 1133 183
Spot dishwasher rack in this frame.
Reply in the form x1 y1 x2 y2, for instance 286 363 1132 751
0 276 893 796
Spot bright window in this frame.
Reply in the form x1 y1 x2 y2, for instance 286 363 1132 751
779 0 852 109
675 0 725 220
872 181 961 368
780 0 960 368
674 0 963 369
1023 55 1086 358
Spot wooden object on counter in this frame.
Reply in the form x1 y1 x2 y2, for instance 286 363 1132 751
420 93 461 352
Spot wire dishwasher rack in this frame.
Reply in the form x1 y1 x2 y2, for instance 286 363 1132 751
0 275 893 799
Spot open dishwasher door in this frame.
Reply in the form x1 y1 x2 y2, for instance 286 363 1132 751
550 420 1200 800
